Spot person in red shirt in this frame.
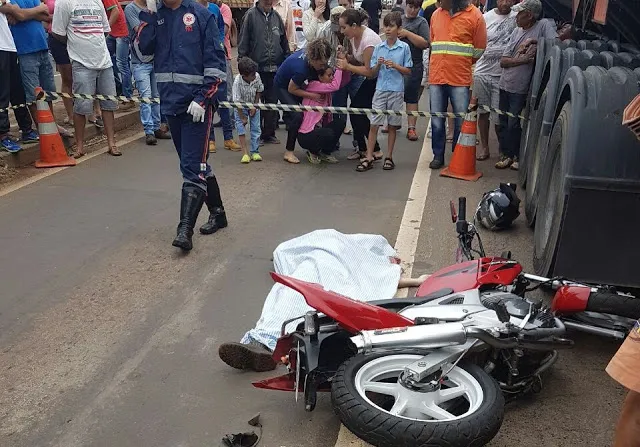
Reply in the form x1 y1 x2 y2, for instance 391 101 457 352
102 0 133 103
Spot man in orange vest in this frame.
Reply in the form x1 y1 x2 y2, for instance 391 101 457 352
428 0 486 169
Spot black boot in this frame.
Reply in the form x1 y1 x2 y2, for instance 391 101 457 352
172 183 206 251
200 176 228 235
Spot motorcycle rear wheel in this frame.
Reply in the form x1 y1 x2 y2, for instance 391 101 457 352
331 353 504 447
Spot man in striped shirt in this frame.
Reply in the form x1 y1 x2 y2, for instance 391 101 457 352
428 0 486 169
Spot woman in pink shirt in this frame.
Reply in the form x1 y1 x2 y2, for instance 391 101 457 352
297 66 349 164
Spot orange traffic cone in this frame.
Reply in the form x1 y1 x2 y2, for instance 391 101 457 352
34 87 76 168
440 98 482 181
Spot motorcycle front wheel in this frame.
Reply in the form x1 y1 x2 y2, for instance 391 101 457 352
331 353 504 447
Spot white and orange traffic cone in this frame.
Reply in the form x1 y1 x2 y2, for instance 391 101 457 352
34 87 76 168
440 98 482 181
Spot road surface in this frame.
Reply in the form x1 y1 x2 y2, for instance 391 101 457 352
0 108 626 447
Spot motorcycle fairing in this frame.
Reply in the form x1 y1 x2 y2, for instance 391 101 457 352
551 285 591 313
416 258 523 297
271 273 414 333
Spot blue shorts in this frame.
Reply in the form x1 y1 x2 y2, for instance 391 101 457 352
18 50 57 102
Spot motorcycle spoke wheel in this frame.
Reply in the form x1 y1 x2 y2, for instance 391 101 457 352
353 354 484 422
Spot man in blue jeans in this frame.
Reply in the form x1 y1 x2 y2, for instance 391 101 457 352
496 0 556 170
124 0 171 144
427 0 486 169
5 0 70 137
102 0 134 103
205 0 240 153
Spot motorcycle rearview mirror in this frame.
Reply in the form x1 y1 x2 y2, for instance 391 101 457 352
449 200 457 223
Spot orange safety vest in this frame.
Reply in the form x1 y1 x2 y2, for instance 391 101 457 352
429 5 487 87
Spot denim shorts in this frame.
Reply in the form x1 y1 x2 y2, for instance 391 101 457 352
404 63 423 104
18 50 57 102
72 61 118 115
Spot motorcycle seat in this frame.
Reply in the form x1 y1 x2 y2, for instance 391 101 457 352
370 288 455 310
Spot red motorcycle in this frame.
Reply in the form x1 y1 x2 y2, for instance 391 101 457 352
252 198 639 447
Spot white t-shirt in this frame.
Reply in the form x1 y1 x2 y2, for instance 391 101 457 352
473 9 517 78
51 0 112 70
0 12 16 52
352 26 382 64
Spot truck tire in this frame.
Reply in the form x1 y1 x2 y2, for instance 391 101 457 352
533 101 570 275
332 353 504 447
523 88 548 226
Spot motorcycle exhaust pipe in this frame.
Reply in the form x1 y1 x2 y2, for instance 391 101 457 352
563 320 627 340
350 323 468 353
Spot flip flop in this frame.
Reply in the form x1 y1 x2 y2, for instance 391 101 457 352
107 146 122 156
72 151 86 159
347 150 364 160
476 152 490 161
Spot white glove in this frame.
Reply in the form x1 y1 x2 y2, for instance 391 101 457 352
186 101 205 123
145 0 157 12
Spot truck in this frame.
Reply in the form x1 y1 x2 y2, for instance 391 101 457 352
519 0 640 289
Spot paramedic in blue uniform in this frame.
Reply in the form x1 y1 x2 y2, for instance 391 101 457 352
137 0 228 251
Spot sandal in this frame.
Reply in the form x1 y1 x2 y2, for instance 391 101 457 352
72 151 86 159
476 151 490 161
107 146 122 156
383 158 395 170
347 150 364 160
356 158 374 172
360 152 384 163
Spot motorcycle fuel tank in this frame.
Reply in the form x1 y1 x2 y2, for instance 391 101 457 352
416 257 523 297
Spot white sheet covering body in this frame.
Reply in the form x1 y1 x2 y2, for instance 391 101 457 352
241 230 402 350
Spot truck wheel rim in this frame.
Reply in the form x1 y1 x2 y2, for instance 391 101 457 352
354 354 484 422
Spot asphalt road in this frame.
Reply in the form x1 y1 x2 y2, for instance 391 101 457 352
0 105 626 447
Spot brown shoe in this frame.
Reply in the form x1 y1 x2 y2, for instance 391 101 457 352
224 139 242 151
145 134 158 145
218 340 277 372
154 129 172 140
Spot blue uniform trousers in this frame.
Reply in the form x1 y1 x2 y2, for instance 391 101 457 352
166 107 214 191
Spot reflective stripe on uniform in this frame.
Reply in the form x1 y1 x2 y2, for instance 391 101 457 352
472 48 485 58
204 67 226 81
431 41 474 57
156 73 205 84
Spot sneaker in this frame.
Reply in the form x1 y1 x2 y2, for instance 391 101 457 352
429 158 444 169
407 128 418 141
145 134 158 145
209 141 216 153
21 129 39 143
319 153 339 164
1 136 21 153
307 151 321 164
241 154 251 163
261 136 281 145
495 156 513 169
510 157 519 170
224 139 242 151
251 153 262 162
218 340 277 372
93 116 104 128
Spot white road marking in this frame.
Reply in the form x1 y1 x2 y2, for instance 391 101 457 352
393 130 433 298
333 126 434 447
0 132 144 198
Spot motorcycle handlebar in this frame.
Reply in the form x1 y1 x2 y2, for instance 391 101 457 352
458 197 466 222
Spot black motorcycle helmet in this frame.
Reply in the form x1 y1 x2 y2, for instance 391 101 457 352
475 183 521 230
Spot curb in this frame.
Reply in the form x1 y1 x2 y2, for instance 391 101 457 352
1 109 142 169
